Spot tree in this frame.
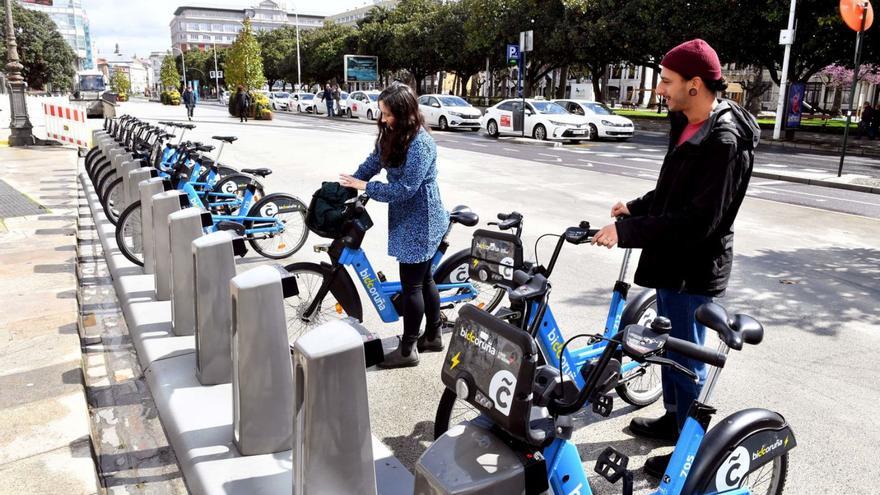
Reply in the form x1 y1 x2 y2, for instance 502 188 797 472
294 21 357 87
225 18 266 91
110 68 131 95
160 51 180 90
0 0 77 91
258 26 298 90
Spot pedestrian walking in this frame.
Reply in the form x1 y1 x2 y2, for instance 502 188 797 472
590 39 760 479
332 83 341 117
182 85 196 121
234 86 250 123
338 83 448 369
872 103 880 140
858 102 874 140
322 83 334 118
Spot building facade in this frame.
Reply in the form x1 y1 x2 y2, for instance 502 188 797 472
19 0 95 70
101 52 153 96
328 0 398 26
170 0 324 52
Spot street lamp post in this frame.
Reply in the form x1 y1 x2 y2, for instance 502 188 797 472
5 0 35 146
173 46 187 91
294 4 302 93
212 41 221 99
772 0 797 141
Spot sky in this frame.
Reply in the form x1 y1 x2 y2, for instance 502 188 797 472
84 0 374 59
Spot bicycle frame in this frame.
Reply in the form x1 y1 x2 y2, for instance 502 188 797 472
336 245 479 323
180 180 283 238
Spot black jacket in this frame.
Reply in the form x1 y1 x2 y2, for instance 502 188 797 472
616 100 760 297
234 91 250 110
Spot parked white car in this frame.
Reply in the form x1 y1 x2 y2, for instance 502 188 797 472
268 91 290 111
418 94 482 131
289 92 316 113
553 99 635 140
480 99 591 141
314 91 350 116
348 90 381 120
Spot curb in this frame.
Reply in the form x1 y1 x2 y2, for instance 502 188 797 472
752 170 880 195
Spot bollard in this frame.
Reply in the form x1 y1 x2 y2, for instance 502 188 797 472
192 231 248 385
292 320 378 495
119 160 141 208
152 190 187 301
169 208 210 336
230 264 297 456
127 167 156 214
138 178 170 275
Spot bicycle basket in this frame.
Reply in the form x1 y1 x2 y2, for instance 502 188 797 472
305 182 358 238
469 229 524 288
441 304 540 445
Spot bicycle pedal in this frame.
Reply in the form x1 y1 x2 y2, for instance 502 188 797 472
592 393 613 417
594 446 629 484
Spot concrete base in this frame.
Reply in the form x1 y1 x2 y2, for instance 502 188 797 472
79 172 414 494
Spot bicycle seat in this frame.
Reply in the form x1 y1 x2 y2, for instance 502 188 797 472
195 145 215 153
179 123 196 130
695 303 764 351
241 167 272 177
212 135 238 144
449 205 479 227
508 271 549 304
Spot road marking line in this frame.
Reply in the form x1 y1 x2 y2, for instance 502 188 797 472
538 153 558 158
470 143 487 147
598 153 621 157
758 186 880 206
503 148 519 152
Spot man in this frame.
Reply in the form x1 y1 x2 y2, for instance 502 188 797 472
590 39 759 478
234 86 250 123
182 85 196 121
322 83 334 118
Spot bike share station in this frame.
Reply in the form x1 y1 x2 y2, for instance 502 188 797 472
78 117 798 495
80 123 414 494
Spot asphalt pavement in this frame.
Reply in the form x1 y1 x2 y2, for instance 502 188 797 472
116 99 880 494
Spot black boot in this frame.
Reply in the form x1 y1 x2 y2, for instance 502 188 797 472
378 341 419 369
417 333 444 353
629 411 679 443
644 452 672 478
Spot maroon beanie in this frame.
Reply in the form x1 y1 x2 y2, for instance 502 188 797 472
660 39 722 82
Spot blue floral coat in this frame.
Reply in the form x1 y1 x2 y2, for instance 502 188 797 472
353 128 449 263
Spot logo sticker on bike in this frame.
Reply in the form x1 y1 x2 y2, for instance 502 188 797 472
488 369 516 416
359 268 386 311
715 446 750 491
222 181 238 194
260 202 278 217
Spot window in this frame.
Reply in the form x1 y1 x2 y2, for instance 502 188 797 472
418 95 429 105
428 97 440 107
497 101 515 111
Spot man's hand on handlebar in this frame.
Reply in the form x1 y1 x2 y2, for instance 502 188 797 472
611 201 630 218
591 223 618 249
339 174 367 191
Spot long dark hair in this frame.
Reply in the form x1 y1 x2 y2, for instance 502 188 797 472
375 83 425 168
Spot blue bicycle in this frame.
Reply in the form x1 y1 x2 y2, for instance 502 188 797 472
434 218 661 437
419 298 795 495
283 193 506 345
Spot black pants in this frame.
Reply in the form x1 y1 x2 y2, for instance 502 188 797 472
239 108 248 122
186 105 194 118
398 259 441 351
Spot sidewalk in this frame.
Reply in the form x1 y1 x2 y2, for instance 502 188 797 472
0 145 100 494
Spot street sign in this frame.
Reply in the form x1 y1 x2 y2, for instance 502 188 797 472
841 0 874 31
506 44 520 66
786 83 805 128
779 29 795 45
210 70 223 79
519 30 533 52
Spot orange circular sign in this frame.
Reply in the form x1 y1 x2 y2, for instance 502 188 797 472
841 0 875 31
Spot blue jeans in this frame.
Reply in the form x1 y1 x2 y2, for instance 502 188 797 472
326 100 334 117
656 288 713 429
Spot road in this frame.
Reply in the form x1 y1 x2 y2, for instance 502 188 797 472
115 99 880 494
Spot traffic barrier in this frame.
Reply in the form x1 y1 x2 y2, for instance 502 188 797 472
169 208 209 336
230 265 297 456
151 190 187 301
42 101 91 149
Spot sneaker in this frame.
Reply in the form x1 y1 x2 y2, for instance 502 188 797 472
628 412 679 443
378 345 419 369
644 452 672 479
417 334 444 353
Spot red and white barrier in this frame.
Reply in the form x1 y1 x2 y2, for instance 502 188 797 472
42 101 91 149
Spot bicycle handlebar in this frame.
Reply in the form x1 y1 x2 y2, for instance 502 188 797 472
664 336 727 368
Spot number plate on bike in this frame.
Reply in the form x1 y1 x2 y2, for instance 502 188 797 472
442 304 539 444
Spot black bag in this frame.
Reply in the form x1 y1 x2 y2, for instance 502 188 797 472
469 229 523 288
305 182 358 238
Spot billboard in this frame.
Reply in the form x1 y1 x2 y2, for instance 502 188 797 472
786 82 805 129
344 55 379 82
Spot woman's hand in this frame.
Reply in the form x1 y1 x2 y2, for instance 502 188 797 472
339 174 367 191
591 223 619 249
611 201 630 218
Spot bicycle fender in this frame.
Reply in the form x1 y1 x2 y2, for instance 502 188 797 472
319 262 363 322
681 408 797 495
619 288 656 327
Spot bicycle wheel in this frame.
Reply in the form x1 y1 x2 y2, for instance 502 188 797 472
282 262 362 345
615 292 662 407
693 452 787 495
432 248 506 326
245 193 308 259
434 388 481 439
210 174 264 214
100 177 124 225
95 169 117 201
115 201 145 266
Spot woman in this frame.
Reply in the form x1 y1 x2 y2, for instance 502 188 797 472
339 83 449 369
234 86 250 123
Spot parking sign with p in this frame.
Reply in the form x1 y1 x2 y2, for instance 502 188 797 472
507 44 520 67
